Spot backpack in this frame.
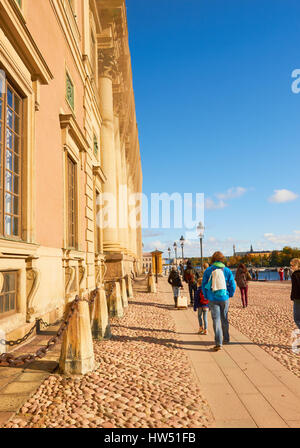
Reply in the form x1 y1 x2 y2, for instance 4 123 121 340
206 268 227 298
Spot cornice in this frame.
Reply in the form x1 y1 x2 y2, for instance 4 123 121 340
93 163 107 184
59 113 90 153
0 0 53 84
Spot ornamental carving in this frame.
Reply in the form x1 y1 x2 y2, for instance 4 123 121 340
98 50 118 79
26 268 41 322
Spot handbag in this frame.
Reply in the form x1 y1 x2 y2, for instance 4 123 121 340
177 294 188 309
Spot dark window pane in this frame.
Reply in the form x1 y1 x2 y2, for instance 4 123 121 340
0 296 3 313
13 175 19 194
13 217 18 236
4 294 9 312
14 154 19 174
9 294 15 310
0 99 3 119
14 135 19 154
14 96 20 114
14 116 20 134
7 88 13 107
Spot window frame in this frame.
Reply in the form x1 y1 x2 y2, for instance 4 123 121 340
0 270 18 318
67 154 77 249
0 78 23 240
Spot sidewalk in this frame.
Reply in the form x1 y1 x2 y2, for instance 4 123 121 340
0 327 61 426
172 289 300 428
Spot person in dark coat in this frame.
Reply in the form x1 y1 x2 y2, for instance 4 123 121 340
168 267 183 308
235 264 251 308
290 259 300 329
183 260 197 306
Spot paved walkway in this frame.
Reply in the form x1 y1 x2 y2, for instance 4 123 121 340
0 327 61 426
1 277 300 428
172 289 300 428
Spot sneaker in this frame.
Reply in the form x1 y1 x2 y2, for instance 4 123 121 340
198 327 203 334
223 340 230 345
213 345 222 351
201 329 208 335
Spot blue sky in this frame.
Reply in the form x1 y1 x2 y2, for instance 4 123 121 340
126 0 300 257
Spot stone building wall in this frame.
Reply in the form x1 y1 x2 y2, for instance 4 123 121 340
0 0 142 340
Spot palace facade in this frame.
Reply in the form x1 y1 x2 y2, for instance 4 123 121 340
0 0 142 340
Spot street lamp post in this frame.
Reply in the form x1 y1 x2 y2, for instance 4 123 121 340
180 235 185 265
173 242 178 266
197 222 205 271
168 247 171 272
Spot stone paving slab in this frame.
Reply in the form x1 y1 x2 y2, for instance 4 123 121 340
171 291 300 429
0 327 61 426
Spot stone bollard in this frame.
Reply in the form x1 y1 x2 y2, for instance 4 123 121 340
59 296 95 375
90 287 111 340
147 272 157 293
108 282 124 318
121 278 128 308
126 274 134 299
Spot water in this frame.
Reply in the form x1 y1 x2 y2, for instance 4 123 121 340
230 269 290 282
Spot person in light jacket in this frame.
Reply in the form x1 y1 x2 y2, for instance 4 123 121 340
202 251 236 351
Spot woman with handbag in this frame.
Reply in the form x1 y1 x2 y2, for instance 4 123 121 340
235 264 251 308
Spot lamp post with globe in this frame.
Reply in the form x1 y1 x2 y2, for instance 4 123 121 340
197 222 205 271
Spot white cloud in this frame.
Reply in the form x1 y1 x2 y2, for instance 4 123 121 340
269 189 298 203
205 198 227 210
216 187 247 201
263 230 300 246
206 186 248 210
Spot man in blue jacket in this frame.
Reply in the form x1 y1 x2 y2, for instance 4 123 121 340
202 251 236 351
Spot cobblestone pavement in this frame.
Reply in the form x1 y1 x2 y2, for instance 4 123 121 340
4 279 214 428
229 281 299 378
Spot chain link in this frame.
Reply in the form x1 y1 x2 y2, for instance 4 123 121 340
0 288 99 368
0 322 38 347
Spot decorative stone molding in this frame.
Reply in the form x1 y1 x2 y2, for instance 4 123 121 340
26 257 41 322
78 258 86 295
98 49 118 79
65 266 76 298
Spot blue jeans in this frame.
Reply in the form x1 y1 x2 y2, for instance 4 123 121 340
198 307 208 329
188 283 197 304
172 286 180 306
209 300 230 346
294 300 300 329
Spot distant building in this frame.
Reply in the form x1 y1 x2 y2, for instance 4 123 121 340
143 253 152 271
234 245 272 258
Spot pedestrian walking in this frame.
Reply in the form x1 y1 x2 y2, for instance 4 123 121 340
202 251 236 351
168 266 183 308
279 267 284 282
203 262 210 271
290 258 300 329
235 263 251 308
183 260 197 306
255 269 259 281
194 276 209 334
284 267 289 281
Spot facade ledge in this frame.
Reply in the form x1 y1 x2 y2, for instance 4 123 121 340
0 0 53 84
0 238 39 257
59 113 90 153
93 163 107 184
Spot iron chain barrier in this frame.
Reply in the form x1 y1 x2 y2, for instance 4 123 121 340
0 288 99 368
